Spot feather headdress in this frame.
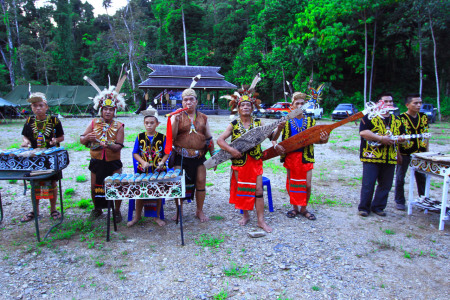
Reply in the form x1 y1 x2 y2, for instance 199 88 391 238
307 83 325 104
83 68 129 116
221 73 263 115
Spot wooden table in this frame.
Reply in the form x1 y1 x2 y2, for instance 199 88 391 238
408 152 450 230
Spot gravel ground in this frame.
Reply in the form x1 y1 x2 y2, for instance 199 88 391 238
0 115 449 299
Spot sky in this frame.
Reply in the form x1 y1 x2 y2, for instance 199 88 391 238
36 0 130 16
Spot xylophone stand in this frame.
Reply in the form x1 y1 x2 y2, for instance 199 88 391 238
176 198 185 246
106 200 118 242
44 177 65 240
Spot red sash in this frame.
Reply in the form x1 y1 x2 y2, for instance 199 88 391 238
230 156 263 210
284 152 313 206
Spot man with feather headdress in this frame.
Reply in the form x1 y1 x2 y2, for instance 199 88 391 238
217 74 272 232
170 84 215 223
80 72 127 222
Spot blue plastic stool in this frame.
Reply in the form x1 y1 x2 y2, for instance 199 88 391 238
240 176 274 213
127 199 165 221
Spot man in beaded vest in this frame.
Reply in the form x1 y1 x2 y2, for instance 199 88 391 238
170 88 215 223
394 94 429 210
271 92 329 221
358 92 405 217
80 74 127 222
217 80 272 232
20 92 65 222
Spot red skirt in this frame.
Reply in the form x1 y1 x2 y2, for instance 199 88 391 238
230 156 263 211
283 152 313 206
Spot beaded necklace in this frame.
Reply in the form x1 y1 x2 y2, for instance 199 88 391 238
32 116 51 148
185 111 197 134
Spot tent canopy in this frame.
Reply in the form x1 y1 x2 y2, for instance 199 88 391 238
3 85 105 107
0 97 18 107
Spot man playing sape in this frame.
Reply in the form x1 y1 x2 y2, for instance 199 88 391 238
271 92 329 221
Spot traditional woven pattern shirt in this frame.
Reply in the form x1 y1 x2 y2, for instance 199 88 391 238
359 114 403 164
230 118 262 167
398 112 428 155
280 116 315 163
132 131 166 173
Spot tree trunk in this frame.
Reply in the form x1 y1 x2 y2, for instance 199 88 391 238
1 0 16 89
123 4 137 104
418 20 423 97
428 10 441 121
12 0 25 78
282 67 286 101
182 6 188 65
369 20 377 103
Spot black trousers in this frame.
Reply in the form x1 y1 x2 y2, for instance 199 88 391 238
359 162 395 213
395 154 426 205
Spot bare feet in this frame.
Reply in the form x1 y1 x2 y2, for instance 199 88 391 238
154 217 166 226
238 215 250 226
127 218 139 227
257 220 272 233
195 210 209 223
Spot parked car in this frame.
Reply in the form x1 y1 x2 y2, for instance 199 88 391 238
331 103 358 120
304 102 323 119
420 103 437 123
252 109 265 118
265 102 290 118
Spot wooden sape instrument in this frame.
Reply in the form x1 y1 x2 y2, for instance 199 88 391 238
262 102 384 161
203 107 305 169
367 133 431 147
104 170 184 200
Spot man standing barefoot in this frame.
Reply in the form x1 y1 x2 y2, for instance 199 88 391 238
217 84 272 232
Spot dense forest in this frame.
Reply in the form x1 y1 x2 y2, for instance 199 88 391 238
1 0 449 116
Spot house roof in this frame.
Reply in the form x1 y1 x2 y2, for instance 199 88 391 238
138 64 237 90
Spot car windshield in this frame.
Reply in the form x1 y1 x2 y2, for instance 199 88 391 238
422 105 431 110
336 104 352 110
272 104 285 108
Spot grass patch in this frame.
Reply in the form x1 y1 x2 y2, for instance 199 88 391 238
8 180 17 184
76 198 93 210
223 261 251 278
263 160 286 174
370 238 395 250
206 182 214 187
125 132 139 142
194 233 225 248
76 174 88 182
309 193 352 207
7 143 21 149
214 161 231 174
64 188 76 196
210 215 224 221
65 140 88 151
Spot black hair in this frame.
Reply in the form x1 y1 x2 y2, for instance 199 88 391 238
375 92 393 102
405 93 421 105
144 115 159 122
